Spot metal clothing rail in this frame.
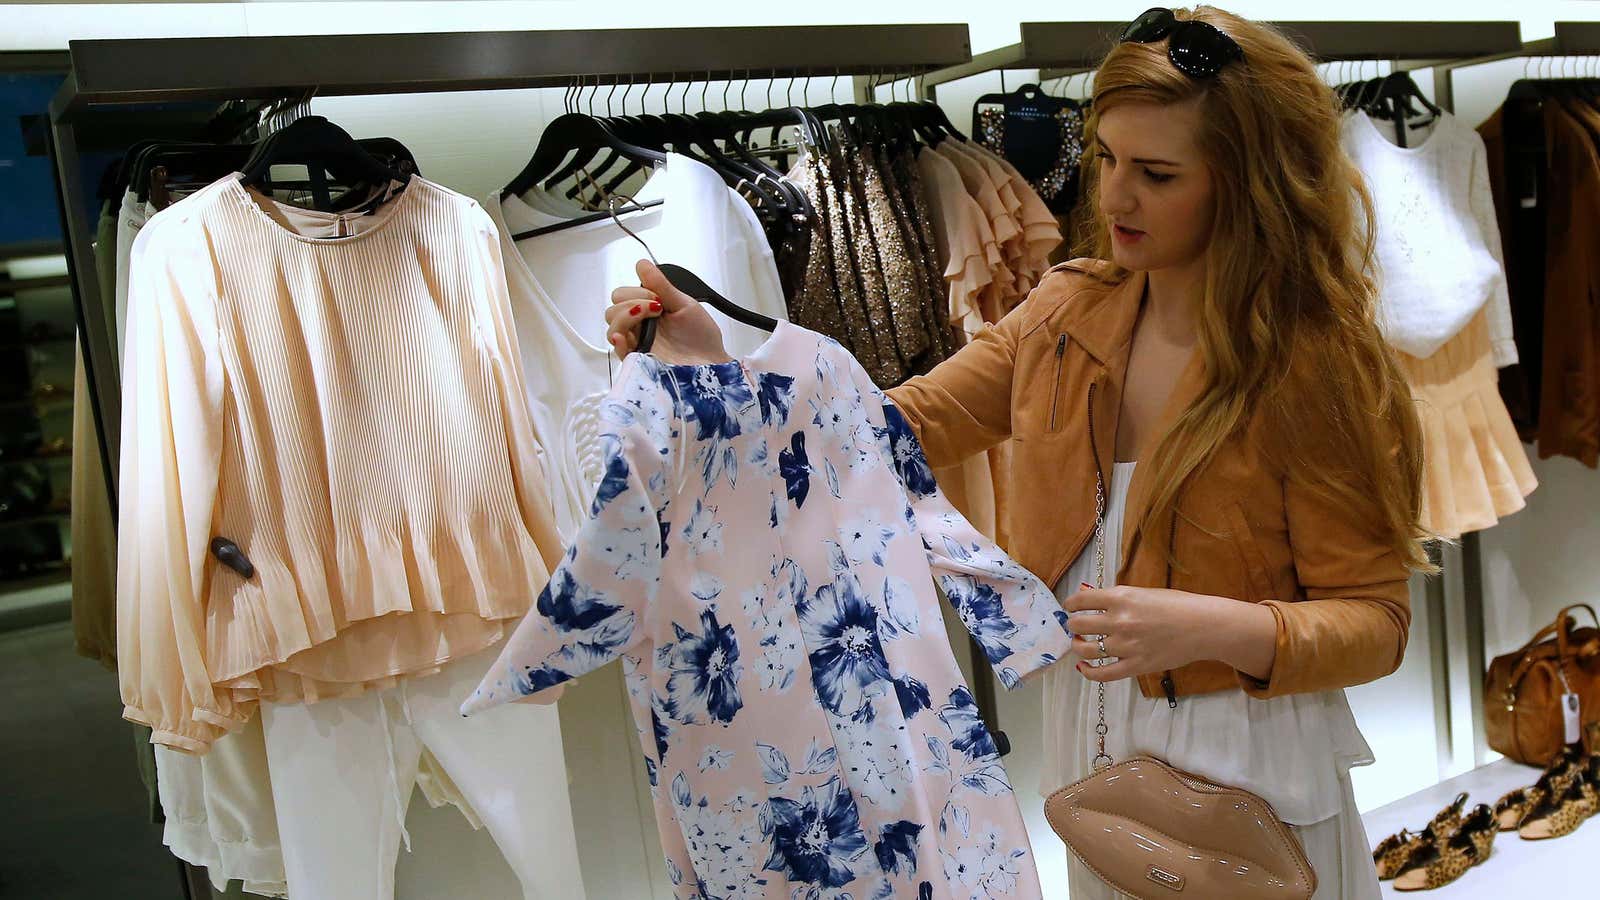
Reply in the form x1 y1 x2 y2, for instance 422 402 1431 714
909 19 1521 89
46 24 973 505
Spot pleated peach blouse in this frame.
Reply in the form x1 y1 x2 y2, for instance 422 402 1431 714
118 174 562 752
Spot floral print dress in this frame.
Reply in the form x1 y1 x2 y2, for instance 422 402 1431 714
463 321 1072 900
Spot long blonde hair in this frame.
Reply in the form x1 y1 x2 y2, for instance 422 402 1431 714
1079 6 1433 571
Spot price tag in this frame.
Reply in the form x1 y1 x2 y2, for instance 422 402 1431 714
1563 692 1582 744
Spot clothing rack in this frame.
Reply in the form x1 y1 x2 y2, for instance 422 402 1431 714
910 19 1526 782
917 22 1128 98
42 25 972 898
1430 20 1600 772
46 24 973 505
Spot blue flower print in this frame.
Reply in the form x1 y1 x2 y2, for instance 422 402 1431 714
760 775 870 887
938 687 998 761
874 820 924 876
894 673 931 719
590 433 630 516
778 431 812 509
665 610 745 725
512 663 569 696
755 372 796 426
537 569 624 632
651 694 673 763
880 403 937 498
666 363 752 441
943 576 1020 667
681 499 724 557
799 578 893 717
839 511 896 568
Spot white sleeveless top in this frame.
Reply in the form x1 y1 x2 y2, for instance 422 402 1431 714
1040 461 1374 826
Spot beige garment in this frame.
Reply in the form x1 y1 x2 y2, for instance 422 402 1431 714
934 143 1019 321
916 147 1001 338
941 140 1031 308
118 174 563 751
973 145 1064 297
916 147 1004 541
1399 308 1537 538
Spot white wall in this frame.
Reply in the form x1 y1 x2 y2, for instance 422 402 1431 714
13 1 1600 897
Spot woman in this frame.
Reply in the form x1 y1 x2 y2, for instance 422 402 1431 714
604 7 1429 897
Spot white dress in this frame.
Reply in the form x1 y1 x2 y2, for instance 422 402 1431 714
1040 462 1383 900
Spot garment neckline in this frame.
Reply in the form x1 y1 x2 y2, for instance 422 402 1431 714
225 172 418 245
643 318 791 372
491 161 680 358
1349 108 1448 157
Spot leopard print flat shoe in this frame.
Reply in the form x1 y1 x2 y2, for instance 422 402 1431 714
1393 804 1497 891
1494 745 1584 830
1373 828 1421 880
1375 791 1468 880
1519 755 1600 840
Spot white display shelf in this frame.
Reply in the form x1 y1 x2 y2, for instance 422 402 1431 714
1362 757 1589 895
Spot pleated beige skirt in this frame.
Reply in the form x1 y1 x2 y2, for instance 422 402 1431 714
1397 308 1537 539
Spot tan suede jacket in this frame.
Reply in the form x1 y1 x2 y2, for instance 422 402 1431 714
886 260 1412 702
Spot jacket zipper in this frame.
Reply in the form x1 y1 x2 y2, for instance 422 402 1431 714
1049 334 1067 430
1086 381 1104 500
1161 485 1180 707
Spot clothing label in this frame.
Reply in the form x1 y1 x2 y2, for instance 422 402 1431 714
1563 692 1582 743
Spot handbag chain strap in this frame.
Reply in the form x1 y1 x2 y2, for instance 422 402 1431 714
1092 472 1113 772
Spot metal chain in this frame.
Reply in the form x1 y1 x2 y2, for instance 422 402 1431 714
1091 472 1112 771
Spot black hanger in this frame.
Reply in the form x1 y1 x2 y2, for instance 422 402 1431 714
239 116 407 210
504 112 666 200
636 264 778 354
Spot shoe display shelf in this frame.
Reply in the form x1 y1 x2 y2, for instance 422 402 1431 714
1364 757 1589 895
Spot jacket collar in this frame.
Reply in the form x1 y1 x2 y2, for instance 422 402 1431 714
1056 267 1146 366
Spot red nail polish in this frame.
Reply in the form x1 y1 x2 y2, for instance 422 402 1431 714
1080 582 1094 590
649 300 662 312
630 305 642 316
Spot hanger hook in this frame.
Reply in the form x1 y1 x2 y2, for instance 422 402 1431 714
607 194 659 266
703 70 711 112
831 68 840 103
741 69 750 111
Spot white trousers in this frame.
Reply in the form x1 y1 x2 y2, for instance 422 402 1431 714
155 717 288 897
260 644 584 900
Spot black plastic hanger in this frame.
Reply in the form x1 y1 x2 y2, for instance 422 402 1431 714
239 116 407 210
504 112 666 200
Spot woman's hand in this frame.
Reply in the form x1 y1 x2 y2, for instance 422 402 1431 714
604 259 730 364
1061 584 1279 683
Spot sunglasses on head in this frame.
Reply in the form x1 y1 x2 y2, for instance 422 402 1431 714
1120 7 1244 80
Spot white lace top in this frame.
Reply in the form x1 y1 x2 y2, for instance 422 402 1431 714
1341 110 1517 365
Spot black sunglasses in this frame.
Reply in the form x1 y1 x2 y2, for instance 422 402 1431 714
1120 7 1243 79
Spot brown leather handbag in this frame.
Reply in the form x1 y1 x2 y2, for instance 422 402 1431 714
1485 604 1600 766
1041 478 1315 900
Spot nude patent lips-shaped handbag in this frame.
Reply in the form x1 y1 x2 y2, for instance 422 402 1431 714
1044 756 1316 899
1041 476 1315 900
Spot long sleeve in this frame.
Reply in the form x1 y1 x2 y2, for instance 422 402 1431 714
880 401 1071 689
117 223 233 752
469 211 565 572
884 311 1021 470
1468 135 1519 367
462 363 675 715
1238 466 1412 699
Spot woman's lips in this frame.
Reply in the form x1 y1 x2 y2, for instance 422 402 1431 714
1113 224 1146 245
